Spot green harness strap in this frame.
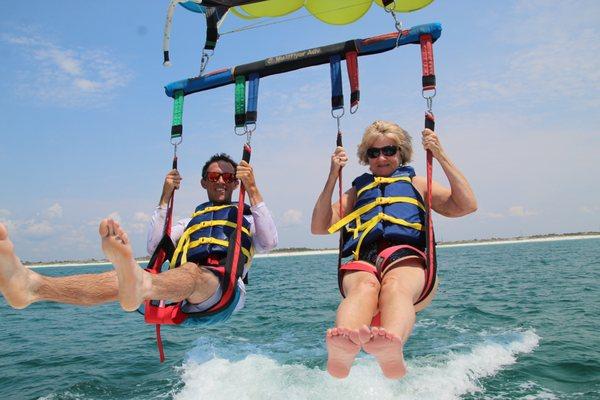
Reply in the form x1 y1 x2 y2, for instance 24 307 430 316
171 90 184 139
234 75 246 128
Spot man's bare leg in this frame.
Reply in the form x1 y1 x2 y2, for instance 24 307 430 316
99 219 219 312
326 271 380 378
0 223 36 308
362 263 424 379
0 223 119 308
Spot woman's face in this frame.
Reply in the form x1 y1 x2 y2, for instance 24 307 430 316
367 135 401 177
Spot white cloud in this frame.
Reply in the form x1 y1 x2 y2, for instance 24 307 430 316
580 205 600 214
130 212 151 234
34 47 82 75
107 212 121 222
450 1 600 107
44 203 63 219
281 209 303 227
133 212 150 222
23 221 54 238
479 211 504 219
0 210 17 233
74 78 102 91
508 206 536 217
2 29 132 107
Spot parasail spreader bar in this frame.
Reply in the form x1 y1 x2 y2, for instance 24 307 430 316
164 23 441 98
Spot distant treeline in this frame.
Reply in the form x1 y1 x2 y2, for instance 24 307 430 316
22 231 600 266
270 247 334 253
439 231 600 245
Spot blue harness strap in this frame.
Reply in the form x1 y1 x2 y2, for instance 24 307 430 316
329 55 344 111
246 73 260 125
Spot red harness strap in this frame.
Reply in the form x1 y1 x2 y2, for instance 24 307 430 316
345 50 360 112
144 155 178 362
419 30 438 305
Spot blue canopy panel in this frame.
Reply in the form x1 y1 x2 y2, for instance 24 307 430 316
179 1 207 13
164 23 442 98
179 0 270 13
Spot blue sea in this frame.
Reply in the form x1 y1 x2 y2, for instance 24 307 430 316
1 238 598 399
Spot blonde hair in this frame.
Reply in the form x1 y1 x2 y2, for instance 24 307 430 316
357 120 412 165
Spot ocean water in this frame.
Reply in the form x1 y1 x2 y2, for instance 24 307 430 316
0 238 598 399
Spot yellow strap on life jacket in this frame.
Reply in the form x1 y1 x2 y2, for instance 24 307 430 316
355 176 412 198
185 237 252 261
350 213 424 260
328 196 425 234
351 217 379 260
179 220 251 239
171 234 191 268
170 218 252 268
190 204 234 218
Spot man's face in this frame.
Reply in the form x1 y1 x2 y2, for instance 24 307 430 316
201 161 238 203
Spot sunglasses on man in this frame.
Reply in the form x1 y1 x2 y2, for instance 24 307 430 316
204 172 238 184
366 145 399 159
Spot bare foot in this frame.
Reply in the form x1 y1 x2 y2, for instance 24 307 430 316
99 219 147 311
326 327 361 378
362 326 407 379
0 223 37 308
358 324 372 345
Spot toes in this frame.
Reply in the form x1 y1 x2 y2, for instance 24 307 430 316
347 329 361 346
113 220 122 233
100 219 128 242
358 325 372 344
99 219 110 237
107 219 116 235
0 223 7 240
115 225 128 244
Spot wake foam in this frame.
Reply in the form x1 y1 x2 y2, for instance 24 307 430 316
174 329 540 400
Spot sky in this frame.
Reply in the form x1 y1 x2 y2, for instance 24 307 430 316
1 1 599 262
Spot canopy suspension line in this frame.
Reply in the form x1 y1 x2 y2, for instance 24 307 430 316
329 55 346 274
417 32 437 305
382 0 404 34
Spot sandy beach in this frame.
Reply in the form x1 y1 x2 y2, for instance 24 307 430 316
26 234 599 269
438 234 600 248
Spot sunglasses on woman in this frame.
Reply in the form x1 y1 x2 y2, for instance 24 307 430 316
204 171 238 183
366 145 399 159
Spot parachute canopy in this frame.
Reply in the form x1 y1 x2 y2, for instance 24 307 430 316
165 0 435 67
230 0 434 25
181 0 434 25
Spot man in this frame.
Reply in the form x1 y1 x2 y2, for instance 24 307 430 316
0 153 277 322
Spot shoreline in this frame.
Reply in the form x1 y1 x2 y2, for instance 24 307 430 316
437 234 600 248
26 234 600 269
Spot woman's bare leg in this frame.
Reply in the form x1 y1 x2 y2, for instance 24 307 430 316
362 261 425 379
326 270 380 378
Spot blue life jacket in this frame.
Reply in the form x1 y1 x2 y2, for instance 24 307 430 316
171 201 253 267
329 166 426 259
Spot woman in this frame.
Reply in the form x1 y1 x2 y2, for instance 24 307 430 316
311 120 477 379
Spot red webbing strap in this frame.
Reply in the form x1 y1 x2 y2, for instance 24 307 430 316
336 132 345 287
163 156 177 237
420 34 436 91
155 325 165 362
416 112 437 305
204 144 251 312
154 155 178 362
415 33 438 305
345 50 360 112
